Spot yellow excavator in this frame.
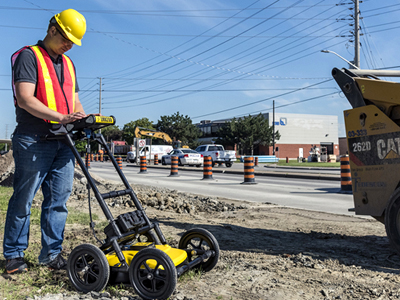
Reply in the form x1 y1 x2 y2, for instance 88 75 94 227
333 67 400 255
134 127 173 144
134 127 188 149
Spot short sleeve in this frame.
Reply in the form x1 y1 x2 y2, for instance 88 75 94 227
13 48 37 84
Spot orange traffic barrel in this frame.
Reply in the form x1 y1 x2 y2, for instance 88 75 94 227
117 156 123 170
202 156 214 180
90 154 94 162
100 153 104 162
95 154 98 162
154 154 159 165
340 156 352 192
241 157 257 184
85 153 90 169
139 155 148 173
169 155 179 177
254 156 259 167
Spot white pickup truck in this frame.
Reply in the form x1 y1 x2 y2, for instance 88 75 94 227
195 144 236 167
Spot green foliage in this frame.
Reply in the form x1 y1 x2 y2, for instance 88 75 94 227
122 118 155 145
156 112 202 149
0 143 9 152
74 140 87 154
100 125 123 142
216 113 280 155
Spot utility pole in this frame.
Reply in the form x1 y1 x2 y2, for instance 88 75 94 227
99 77 102 116
272 100 275 156
98 77 103 152
353 0 360 68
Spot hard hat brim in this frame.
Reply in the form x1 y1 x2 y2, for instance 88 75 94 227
65 32 82 46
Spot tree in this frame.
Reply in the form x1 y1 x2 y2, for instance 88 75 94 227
122 118 155 145
156 112 202 149
100 125 122 142
215 113 280 155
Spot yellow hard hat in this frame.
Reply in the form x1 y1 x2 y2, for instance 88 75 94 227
54 9 86 46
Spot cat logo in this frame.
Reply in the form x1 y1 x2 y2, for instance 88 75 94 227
377 138 400 159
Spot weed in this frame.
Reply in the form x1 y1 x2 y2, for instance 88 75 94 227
179 268 203 282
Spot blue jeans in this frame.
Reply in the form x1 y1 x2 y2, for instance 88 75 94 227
3 133 75 264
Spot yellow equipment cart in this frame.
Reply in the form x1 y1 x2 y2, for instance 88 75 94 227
44 115 219 300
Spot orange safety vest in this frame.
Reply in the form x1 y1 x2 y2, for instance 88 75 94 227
11 45 76 123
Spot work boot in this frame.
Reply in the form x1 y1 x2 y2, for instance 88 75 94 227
46 253 67 270
5 257 28 274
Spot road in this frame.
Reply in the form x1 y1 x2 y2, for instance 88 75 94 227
87 161 359 217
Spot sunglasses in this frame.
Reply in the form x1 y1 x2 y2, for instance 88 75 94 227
55 27 73 44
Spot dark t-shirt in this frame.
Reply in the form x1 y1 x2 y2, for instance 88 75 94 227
13 40 79 135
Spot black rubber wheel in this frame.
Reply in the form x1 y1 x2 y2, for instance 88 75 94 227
196 164 201 168
67 243 110 293
225 163 232 168
178 228 220 272
161 158 166 165
129 248 177 300
385 188 400 254
178 159 183 166
211 160 215 167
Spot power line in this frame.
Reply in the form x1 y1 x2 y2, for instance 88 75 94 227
233 91 340 118
191 79 333 119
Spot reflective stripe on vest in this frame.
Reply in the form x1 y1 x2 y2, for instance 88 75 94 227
12 45 76 124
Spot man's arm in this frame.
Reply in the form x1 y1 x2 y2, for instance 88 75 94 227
74 93 85 114
15 81 86 124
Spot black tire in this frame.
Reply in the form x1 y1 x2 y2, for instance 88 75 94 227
178 228 220 272
161 158 166 165
178 159 184 166
129 248 177 300
67 243 110 293
211 160 215 167
196 164 201 168
385 188 400 254
225 163 232 168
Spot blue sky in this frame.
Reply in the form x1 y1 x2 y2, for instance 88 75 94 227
1 0 400 138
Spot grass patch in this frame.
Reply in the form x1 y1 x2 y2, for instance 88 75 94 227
0 186 126 300
178 268 203 282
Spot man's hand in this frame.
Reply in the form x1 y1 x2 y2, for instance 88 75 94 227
60 111 87 124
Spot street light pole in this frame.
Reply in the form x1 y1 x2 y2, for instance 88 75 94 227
354 0 360 68
321 50 360 70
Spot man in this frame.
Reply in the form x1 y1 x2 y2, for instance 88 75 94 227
3 9 87 274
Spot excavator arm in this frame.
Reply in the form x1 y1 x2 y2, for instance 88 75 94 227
134 126 173 144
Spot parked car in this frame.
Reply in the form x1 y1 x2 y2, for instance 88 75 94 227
161 148 203 167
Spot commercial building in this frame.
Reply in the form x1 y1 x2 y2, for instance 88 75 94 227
197 112 339 160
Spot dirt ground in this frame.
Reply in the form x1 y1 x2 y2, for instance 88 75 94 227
2 152 400 299
67 168 400 300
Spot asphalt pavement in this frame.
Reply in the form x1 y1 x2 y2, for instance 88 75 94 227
126 162 341 181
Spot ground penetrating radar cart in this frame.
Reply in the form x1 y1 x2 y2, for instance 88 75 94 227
45 115 220 300
333 67 400 254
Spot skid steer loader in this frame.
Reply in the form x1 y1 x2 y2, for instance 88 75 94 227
333 67 400 254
